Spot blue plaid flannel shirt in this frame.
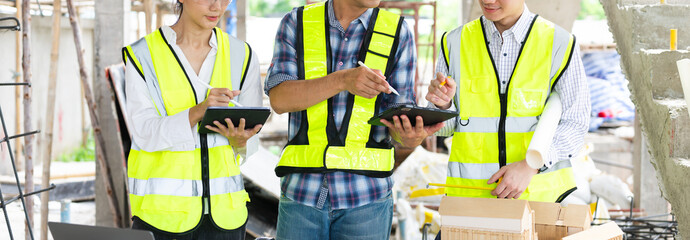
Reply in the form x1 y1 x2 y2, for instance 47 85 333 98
264 1 416 210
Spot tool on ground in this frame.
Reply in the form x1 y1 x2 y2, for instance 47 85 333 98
357 61 400 96
193 77 244 107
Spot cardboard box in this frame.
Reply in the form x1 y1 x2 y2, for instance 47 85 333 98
562 222 624 240
439 196 536 240
529 201 592 240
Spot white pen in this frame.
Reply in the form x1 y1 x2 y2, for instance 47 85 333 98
193 78 244 107
357 61 400 96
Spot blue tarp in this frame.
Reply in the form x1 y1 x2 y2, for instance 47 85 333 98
581 52 635 131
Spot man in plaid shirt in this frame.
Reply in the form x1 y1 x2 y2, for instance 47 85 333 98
264 0 444 239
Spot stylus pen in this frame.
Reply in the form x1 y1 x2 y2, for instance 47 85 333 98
357 61 400 96
193 78 244 107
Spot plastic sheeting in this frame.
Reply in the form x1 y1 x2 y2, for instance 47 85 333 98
582 52 635 130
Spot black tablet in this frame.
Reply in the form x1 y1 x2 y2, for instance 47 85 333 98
199 106 271 134
368 104 457 127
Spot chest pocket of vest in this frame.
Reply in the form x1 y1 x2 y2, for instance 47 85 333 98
510 88 545 116
470 76 494 94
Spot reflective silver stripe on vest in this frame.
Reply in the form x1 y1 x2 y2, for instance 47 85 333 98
209 175 245 196
550 25 572 80
128 37 168 117
447 159 572 179
129 178 203 197
445 27 463 111
456 116 538 133
447 161 499 179
128 175 245 197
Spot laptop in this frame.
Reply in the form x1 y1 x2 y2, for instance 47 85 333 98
49 222 155 240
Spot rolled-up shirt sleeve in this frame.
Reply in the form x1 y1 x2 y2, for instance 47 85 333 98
264 11 300 96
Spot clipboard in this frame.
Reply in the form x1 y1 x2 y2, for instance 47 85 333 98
199 106 271 134
368 103 457 127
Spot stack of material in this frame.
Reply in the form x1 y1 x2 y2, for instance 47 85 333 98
439 197 537 240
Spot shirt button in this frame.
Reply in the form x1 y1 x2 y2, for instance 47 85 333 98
338 61 344 66
502 81 506 84
345 37 349 41
503 53 507 56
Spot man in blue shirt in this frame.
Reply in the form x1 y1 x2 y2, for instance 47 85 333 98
264 0 444 239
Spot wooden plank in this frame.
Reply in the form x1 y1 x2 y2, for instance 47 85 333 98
144 0 153 34
40 0 61 239
155 4 162 29
22 0 36 237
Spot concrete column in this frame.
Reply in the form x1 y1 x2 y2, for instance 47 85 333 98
236 0 247 41
94 0 130 228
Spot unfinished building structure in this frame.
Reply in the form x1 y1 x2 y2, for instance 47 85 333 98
601 0 690 237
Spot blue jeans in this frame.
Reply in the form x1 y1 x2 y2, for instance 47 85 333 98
276 192 393 240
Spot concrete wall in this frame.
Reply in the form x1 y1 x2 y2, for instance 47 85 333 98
0 12 94 175
602 0 690 237
466 0 582 31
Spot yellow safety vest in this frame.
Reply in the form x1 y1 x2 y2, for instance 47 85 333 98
442 16 578 202
275 1 403 178
122 27 252 233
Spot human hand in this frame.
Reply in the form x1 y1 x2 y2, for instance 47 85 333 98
203 88 241 108
189 88 241 127
341 66 391 99
425 72 456 110
380 115 445 148
488 159 538 199
205 118 262 148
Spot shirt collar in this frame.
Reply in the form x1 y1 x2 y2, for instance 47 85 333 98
482 4 535 42
161 25 218 49
327 0 374 31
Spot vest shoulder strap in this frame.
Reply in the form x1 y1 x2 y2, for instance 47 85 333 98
358 8 404 78
548 20 576 90
123 37 149 81
224 32 253 91
240 42 252 90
